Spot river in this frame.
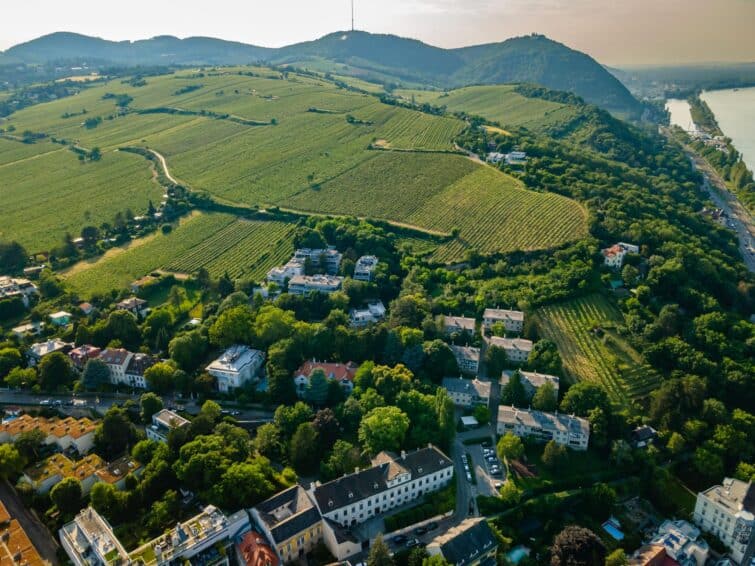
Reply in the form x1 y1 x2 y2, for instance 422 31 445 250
701 87 755 174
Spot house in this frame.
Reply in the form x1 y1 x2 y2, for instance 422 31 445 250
68 345 102 370
693 478 755 565
353 256 379 281
11 322 44 340
488 337 533 363
349 301 386 328
146 409 190 443
115 296 148 317
267 258 305 286
497 406 590 450
501 370 560 397
287 274 344 295
130 275 158 294
0 277 38 307
124 352 156 389
22 265 45 278
505 151 527 165
426 518 498 566
27 339 73 366
442 316 476 336
251 485 324 564
294 361 359 398
206 345 265 392
628 545 667 566
310 445 454 528
293 248 342 274
0 501 46 566
482 308 524 333
20 453 103 495
49 311 72 326
94 455 143 490
631 425 658 449
78 302 94 316
486 152 505 164
602 242 639 269
441 377 491 408
237 531 280 566
647 520 710 566
450 345 481 374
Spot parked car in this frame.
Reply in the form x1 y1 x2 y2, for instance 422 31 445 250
466 472 472 482
39 399 51 406
494 482 503 489
414 526 428 536
406 538 421 548
392 535 408 545
426 522 439 531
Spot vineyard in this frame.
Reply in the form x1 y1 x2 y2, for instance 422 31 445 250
534 294 662 408
66 213 296 296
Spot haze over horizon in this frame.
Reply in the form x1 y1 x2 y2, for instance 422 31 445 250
3 0 754 66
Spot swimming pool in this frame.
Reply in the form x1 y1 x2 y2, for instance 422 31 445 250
602 520 625 541
506 546 530 564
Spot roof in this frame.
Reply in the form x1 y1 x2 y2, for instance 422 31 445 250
116 297 147 309
631 425 658 443
443 316 476 332
237 531 280 566
125 353 156 377
29 339 71 358
206 345 264 374
0 513 46 566
99 348 131 366
483 308 524 322
288 274 344 287
488 337 533 353
442 377 491 399
152 409 190 430
312 445 452 512
700 478 755 515
255 485 322 544
24 453 103 484
501 370 559 390
430 518 497 566
629 545 667 566
95 455 142 484
497 406 589 437
1 415 96 441
449 345 480 362
295 361 359 382
49 311 71 319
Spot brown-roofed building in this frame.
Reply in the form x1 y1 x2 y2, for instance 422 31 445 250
237 531 280 566
0 415 96 454
68 345 101 369
21 453 103 495
94 455 143 490
0 501 48 566
293 361 359 398
628 545 667 566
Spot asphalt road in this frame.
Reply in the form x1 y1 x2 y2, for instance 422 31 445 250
0 480 59 564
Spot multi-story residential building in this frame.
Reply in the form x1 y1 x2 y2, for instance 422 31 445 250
0 276 38 307
349 301 386 328
450 345 481 374
293 248 342 274
0 415 96 454
497 406 590 450
441 377 491 408
115 296 148 317
267 258 305 286
99 348 132 384
0 501 47 566
27 339 73 366
442 316 476 336
647 520 710 566
488 337 533 363
98 348 156 389
353 256 379 281
310 445 454 528
694 478 755 565
146 409 190 444
12 322 44 340
206 345 265 392
124 352 156 389
21 453 104 495
482 308 524 333
501 370 560 398
426 518 498 566
602 242 640 269
60 507 130 566
293 361 359 398
68 344 102 370
251 485 324 563
287 274 344 295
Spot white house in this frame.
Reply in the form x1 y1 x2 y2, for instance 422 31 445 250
266 257 305 286
287 274 343 295
442 316 476 336
0 277 38 307
501 370 560 397
505 151 527 165
349 300 386 328
497 406 590 450
441 377 491 408
483 308 524 333
98 348 155 389
146 409 190 443
60 507 131 566
488 336 533 363
602 242 639 269
353 255 379 282
293 248 342 274
449 345 480 374
693 478 755 565
648 520 710 566
27 339 72 366
486 152 505 164
205 345 265 392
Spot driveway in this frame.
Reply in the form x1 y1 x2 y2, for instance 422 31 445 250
468 444 504 497
0 480 59 564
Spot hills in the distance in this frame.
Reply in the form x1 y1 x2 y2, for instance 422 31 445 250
3 30 641 115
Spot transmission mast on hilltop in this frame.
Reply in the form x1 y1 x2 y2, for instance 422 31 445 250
351 0 355 31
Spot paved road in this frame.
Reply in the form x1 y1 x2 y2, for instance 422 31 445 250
0 480 59 564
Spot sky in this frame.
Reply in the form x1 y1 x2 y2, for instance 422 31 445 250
2 0 754 66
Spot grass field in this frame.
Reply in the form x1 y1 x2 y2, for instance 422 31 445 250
534 294 662 407
395 85 581 131
65 213 296 296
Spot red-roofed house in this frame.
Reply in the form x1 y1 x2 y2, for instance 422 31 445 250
294 360 359 398
69 345 102 369
236 531 280 566
602 242 639 269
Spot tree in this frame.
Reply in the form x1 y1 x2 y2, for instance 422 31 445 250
255 306 296 348
255 423 283 460
90 482 124 517
421 340 458 382
274 402 315 439
214 459 279 508
359 406 410 455
497 433 524 462
0 348 22 379
550 526 605 566
693 447 724 481
169 331 208 371
51 477 83 515
289 423 320 474
106 310 141 349
143 309 174 350
0 445 24 479
208 305 254 347
422 556 450 566
81 358 110 391
560 382 610 417
38 351 73 391
501 372 528 407
200 400 222 423
667 432 686 455
367 535 394 566
306 369 330 406
541 440 568 469
95 406 137 459
485 346 508 377
0 240 27 273
322 440 362 480
140 393 164 423
499 481 523 506
312 409 341 450
606 549 628 566
532 381 558 412
144 362 176 393
5 367 36 389
621 264 640 286
372 364 414 404
528 340 562 375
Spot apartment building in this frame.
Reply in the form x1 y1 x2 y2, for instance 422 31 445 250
353 255 379 281
482 308 524 333
426 518 498 566
145 409 190 444
205 345 265 392
488 336 533 363
497 406 590 450
442 316 476 336
450 345 481 374
287 274 344 295
442 377 491 408
501 370 560 397
0 415 96 454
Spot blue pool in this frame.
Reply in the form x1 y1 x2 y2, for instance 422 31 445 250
506 546 530 564
602 521 625 541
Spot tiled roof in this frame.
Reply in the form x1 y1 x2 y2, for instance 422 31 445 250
99 348 131 366
0 512 46 566
126 353 156 377
483 308 524 322
1 415 96 441
237 531 280 566
295 361 359 382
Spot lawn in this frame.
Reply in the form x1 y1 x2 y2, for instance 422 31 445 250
533 294 662 407
512 443 618 492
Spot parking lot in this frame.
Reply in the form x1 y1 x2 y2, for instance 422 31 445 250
467 443 504 497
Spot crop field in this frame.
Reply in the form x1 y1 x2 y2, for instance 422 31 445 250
65 213 296 296
0 144 161 252
396 85 581 131
534 294 662 408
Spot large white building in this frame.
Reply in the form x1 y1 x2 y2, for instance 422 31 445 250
60 507 130 566
501 370 560 397
353 255 379 281
694 478 755 565
442 377 491 408
488 336 533 363
647 520 710 566
288 274 344 295
267 257 305 286
293 248 342 274
146 409 190 444
497 406 590 450
98 348 156 389
310 445 454 528
450 345 480 374
349 301 386 328
483 308 524 333
205 345 265 392
27 339 73 366
601 242 639 269
0 276 38 307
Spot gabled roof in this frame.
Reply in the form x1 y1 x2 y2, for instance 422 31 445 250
431 518 497 566
295 360 359 382
255 485 321 544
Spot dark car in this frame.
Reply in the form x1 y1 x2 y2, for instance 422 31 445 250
426 522 439 531
406 538 421 548
392 535 408 545
414 526 428 536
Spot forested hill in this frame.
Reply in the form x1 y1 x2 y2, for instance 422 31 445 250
3 31 641 116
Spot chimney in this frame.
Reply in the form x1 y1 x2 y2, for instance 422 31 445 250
401 450 406 459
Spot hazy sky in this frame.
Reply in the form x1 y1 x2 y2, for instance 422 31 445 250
2 0 754 65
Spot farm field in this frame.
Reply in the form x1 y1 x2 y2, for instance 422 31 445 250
65 213 296 296
534 294 662 408
395 85 581 131
0 142 161 252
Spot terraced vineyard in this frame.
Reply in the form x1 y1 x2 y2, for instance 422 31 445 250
534 294 662 408
66 213 296 296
